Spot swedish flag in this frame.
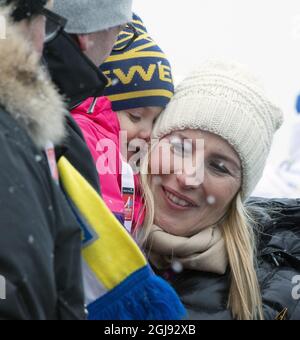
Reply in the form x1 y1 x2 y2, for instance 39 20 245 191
58 157 186 320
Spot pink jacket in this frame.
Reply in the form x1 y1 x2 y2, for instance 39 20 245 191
71 97 144 230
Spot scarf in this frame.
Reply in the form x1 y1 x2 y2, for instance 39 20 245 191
145 224 228 275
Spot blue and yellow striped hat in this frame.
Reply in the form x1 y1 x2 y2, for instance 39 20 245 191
100 14 174 112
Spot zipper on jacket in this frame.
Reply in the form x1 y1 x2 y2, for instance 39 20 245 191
270 253 280 267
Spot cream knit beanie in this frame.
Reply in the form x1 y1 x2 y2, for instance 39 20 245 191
153 60 284 199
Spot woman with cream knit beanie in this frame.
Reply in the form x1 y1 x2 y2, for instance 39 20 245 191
138 60 300 320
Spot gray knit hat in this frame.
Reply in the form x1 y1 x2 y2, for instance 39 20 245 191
53 0 133 34
153 60 284 199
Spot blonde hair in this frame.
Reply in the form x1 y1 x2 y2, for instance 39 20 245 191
222 195 264 320
137 154 264 320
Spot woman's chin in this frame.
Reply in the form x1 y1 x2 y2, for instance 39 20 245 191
154 218 184 236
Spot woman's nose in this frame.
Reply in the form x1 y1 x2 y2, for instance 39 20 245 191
176 172 203 189
139 129 151 143
175 156 204 189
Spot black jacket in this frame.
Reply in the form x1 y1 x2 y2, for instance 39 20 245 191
166 198 300 320
0 14 85 320
44 31 108 193
0 111 85 320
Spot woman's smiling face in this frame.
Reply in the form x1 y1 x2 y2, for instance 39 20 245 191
150 129 242 237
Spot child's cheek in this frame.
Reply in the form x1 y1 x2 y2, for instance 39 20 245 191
127 121 140 143
119 116 134 142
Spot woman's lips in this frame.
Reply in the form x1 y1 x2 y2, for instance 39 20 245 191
162 186 199 210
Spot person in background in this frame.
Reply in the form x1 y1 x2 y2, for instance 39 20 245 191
72 14 174 231
0 0 85 320
44 0 133 194
254 94 300 198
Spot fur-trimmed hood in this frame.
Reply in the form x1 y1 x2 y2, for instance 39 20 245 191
0 7 67 149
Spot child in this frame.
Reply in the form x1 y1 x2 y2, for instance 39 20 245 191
71 14 174 231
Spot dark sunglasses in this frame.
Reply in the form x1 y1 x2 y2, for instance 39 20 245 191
41 8 67 44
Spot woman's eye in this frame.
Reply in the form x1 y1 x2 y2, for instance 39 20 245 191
170 137 184 154
170 140 193 156
128 113 141 123
173 142 184 154
210 161 230 175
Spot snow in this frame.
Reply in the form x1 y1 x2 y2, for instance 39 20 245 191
8 186 15 194
171 260 183 274
28 235 35 245
35 155 42 163
207 195 216 205
111 78 120 86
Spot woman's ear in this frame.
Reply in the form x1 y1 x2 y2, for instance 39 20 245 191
76 34 90 53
